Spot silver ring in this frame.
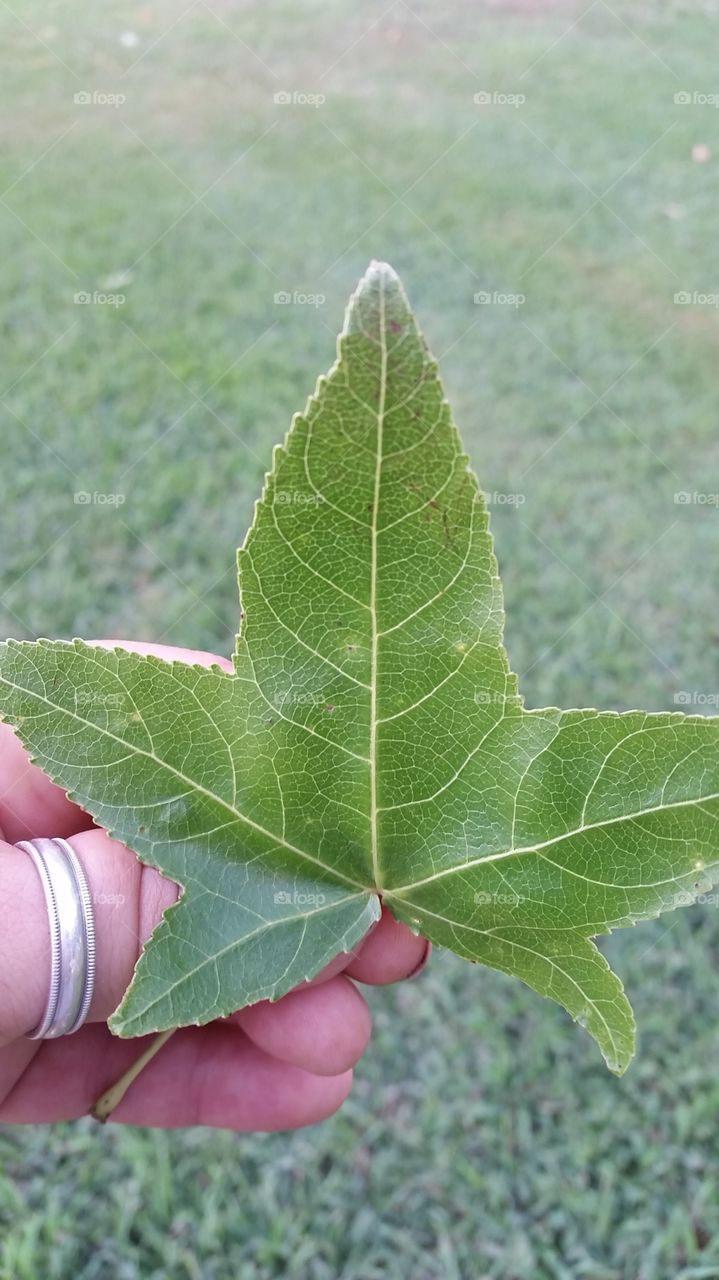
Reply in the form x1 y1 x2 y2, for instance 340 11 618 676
16 837 96 1039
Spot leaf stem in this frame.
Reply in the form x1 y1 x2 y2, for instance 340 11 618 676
91 1028 176 1123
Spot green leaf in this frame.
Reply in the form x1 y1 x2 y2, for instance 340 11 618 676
1 261 718 1073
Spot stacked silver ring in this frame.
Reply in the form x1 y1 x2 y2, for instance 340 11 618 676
17 837 96 1039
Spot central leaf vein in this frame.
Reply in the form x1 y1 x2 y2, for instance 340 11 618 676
369 272 388 890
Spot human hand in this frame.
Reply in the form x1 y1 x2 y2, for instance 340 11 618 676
0 642 429 1130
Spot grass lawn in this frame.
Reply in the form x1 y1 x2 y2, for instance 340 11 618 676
2 0 719 1275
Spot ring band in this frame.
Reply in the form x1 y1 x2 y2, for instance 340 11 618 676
16 837 96 1039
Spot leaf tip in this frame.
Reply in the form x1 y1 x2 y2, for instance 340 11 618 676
365 259 400 284
350 257 406 309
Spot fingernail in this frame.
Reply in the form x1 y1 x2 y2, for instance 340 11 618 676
408 940 431 979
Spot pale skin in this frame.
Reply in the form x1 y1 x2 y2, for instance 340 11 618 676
0 642 429 1130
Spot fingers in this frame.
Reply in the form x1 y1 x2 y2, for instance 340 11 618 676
233 975 371 1076
0 1023 353 1130
0 722 93 844
0 828 177 1044
64 828 180 1026
0 970 370 1107
90 640 234 674
0 838 55 1043
302 909 429 990
345 907 430 985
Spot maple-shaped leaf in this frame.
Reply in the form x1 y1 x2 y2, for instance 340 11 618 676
1 261 718 1073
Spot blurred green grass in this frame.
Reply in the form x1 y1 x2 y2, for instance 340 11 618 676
1 1 719 1276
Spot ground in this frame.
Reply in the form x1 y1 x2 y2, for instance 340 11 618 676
1 1 719 1276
